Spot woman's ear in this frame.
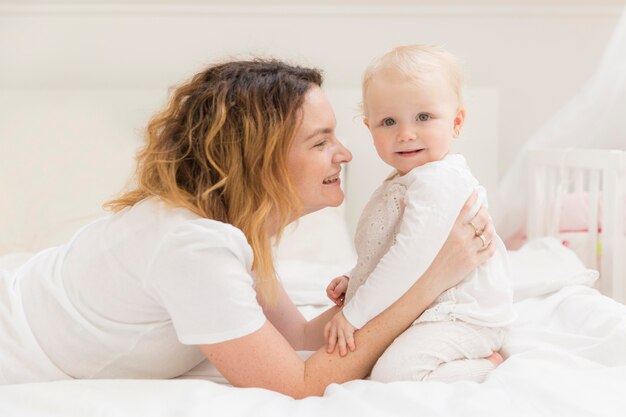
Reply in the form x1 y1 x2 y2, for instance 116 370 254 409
453 107 466 138
363 118 370 129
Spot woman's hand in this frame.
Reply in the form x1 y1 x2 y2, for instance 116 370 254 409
426 192 497 296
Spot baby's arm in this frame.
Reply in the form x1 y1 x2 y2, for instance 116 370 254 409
343 167 481 330
324 276 356 355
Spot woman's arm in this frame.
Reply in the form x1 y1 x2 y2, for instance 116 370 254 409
260 280 341 351
200 195 496 398
199 272 440 398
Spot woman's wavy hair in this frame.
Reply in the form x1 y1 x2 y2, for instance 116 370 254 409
105 59 323 304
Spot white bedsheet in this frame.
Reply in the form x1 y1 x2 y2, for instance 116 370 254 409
1 238 625 417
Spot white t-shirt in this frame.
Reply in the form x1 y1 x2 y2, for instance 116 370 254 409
13 198 266 380
343 154 517 329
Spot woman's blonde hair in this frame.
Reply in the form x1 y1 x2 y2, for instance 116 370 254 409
361 44 464 116
106 59 323 304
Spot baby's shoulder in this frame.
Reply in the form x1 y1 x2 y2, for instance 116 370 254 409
402 157 472 188
415 154 470 175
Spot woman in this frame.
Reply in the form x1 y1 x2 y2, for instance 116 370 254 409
1 59 497 397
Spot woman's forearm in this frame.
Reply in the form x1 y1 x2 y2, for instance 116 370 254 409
262 282 345 351
201 269 441 400
302 305 342 350
297 269 440 397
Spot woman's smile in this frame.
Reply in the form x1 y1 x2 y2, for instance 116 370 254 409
322 172 341 185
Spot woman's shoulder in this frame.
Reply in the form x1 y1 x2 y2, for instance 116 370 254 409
130 197 243 233
132 197 252 261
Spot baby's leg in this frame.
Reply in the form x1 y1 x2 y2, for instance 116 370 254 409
424 325 505 383
370 321 463 382
425 358 495 383
370 321 504 383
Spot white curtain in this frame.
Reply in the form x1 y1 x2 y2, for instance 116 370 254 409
494 6 626 244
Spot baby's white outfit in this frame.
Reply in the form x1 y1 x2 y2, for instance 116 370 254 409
342 154 516 383
0 198 266 384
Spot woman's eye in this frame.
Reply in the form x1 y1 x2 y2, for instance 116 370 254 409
382 118 396 127
314 140 327 148
417 114 431 122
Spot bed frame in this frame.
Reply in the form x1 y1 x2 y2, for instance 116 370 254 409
527 149 626 303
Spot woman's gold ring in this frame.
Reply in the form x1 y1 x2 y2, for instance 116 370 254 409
469 221 483 237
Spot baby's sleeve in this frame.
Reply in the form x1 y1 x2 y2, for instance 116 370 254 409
342 166 481 329
145 220 266 345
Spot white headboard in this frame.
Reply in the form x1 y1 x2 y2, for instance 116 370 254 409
0 89 166 253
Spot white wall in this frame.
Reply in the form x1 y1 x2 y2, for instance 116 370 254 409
0 1 623 246
1 3 622 172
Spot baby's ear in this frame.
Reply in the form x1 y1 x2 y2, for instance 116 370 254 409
363 118 370 129
453 107 466 138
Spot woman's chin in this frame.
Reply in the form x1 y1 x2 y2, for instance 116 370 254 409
327 193 345 208
302 197 345 216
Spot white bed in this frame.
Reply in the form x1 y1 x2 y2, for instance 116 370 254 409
1 90 626 417
1 239 625 417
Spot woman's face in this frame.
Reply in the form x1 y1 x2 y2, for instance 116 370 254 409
287 86 352 216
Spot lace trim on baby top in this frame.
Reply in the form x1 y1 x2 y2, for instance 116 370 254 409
345 181 407 302
415 287 458 324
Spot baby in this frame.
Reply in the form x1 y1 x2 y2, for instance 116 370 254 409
325 45 516 383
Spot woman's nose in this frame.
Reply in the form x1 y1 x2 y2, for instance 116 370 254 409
334 139 353 164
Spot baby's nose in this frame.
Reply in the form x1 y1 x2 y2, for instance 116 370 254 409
397 128 416 142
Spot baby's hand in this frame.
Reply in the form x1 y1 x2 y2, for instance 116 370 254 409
326 275 349 306
324 311 356 356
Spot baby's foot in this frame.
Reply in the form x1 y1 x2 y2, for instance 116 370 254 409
486 351 504 367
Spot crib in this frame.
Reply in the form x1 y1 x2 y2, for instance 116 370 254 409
527 148 626 303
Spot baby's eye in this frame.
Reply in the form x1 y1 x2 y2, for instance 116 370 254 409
382 118 396 127
417 114 431 122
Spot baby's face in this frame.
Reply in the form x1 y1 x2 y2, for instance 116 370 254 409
363 69 462 175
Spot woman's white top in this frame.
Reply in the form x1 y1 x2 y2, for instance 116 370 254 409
343 154 517 329
9 198 266 381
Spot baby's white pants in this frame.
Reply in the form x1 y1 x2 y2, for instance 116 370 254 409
370 320 505 383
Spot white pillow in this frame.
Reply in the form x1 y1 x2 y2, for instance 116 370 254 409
276 259 354 307
508 237 598 302
274 206 357 266
273 206 357 306
0 252 35 274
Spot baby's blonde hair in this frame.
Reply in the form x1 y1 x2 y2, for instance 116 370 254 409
362 44 464 116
